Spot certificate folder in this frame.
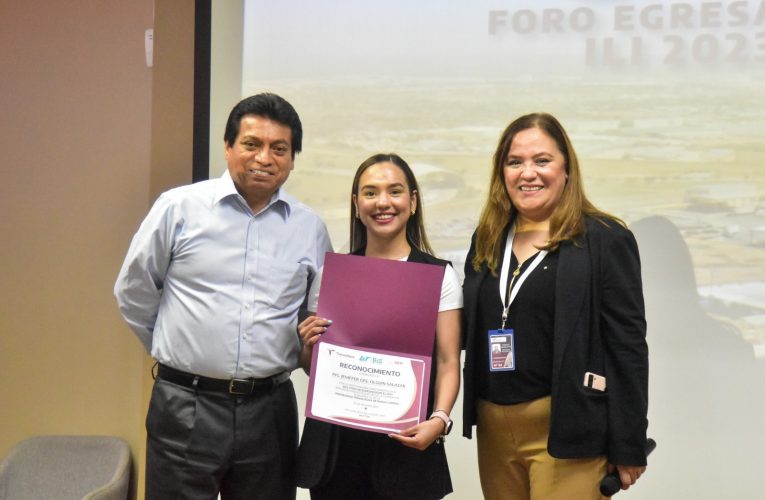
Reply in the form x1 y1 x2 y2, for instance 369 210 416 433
305 252 444 433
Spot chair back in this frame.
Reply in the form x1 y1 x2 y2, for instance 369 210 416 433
0 435 131 500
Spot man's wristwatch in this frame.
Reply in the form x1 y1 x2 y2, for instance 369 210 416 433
429 409 453 436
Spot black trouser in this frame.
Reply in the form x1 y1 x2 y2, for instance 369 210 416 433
145 376 298 500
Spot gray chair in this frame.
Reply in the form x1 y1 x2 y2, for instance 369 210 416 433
0 435 131 500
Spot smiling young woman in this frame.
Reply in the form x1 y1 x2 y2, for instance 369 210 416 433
295 153 463 500
351 160 417 259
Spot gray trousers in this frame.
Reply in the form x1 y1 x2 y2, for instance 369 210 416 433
145 377 298 500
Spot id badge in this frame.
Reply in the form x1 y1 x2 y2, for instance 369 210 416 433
488 329 515 371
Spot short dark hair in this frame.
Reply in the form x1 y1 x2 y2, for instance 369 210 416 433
223 93 303 158
349 153 434 255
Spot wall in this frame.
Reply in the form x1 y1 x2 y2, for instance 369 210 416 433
0 1 194 498
209 0 244 170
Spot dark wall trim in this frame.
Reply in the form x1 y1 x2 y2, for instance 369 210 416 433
192 0 211 182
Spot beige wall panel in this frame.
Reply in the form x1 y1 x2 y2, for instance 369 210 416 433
0 0 194 498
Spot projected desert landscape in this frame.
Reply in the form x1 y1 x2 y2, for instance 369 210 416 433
236 75 765 354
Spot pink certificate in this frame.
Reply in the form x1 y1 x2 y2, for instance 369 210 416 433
305 253 444 433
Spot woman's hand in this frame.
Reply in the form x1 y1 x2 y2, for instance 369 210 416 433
298 315 331 372
388 417 445 451
299 315 331 346
610 464 647 491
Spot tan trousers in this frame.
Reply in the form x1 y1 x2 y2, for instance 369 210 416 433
476 397 608 500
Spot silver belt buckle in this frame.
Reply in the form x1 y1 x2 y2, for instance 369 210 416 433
229 378 255 395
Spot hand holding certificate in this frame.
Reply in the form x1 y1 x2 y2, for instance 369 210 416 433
305 253 445 434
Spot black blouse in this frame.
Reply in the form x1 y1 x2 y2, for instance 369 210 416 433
474 248 558 405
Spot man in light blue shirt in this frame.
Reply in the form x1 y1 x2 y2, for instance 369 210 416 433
115 93 332 499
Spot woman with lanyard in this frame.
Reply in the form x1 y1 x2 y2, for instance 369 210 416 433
461 113 649 499
296 153 462 499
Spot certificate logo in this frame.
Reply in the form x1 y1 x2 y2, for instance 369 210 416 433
358 355 383 364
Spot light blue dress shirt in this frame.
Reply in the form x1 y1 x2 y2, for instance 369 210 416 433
114 170 332 379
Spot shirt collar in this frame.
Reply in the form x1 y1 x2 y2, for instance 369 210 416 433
214 169 293 219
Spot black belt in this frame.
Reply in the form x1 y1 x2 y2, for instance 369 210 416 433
156 363 281 396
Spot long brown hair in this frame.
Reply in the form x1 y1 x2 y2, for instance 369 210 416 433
349 153 434 255
472 113 620 275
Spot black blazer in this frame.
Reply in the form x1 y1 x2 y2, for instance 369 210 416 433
296 247 453 499
461 216 649 466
